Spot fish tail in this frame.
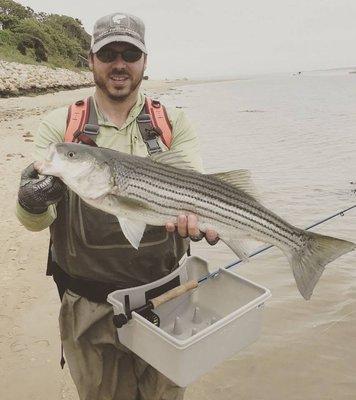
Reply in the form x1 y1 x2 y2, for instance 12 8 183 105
285 232 356 300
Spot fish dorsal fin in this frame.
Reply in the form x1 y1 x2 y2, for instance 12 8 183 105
150 150 196 171
116 216 146 249
210 169 258 199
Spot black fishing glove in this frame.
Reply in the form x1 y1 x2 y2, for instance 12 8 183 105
18 163 66 214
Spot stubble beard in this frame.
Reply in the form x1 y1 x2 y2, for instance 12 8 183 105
93 67 144 102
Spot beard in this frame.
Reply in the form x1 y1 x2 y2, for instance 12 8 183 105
93 66 144 102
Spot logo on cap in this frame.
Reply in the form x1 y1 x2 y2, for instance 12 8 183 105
112 14 126 25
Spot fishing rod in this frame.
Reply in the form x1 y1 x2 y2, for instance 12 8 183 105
114 204 356 327
199 204 356 283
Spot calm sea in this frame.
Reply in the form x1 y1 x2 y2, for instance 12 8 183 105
157 73 356 400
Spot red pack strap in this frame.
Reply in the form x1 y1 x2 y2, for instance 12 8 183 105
65 98 91 143
65 98 99 147
145 98 173 149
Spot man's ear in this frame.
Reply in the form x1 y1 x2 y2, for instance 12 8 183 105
88 52 94 71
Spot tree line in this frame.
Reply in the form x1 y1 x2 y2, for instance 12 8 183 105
0 0 90 68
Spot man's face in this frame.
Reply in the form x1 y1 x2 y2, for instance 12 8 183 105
89 42 147 102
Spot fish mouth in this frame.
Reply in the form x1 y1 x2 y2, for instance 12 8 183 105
33 143 57 175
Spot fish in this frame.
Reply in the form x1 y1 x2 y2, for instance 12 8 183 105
35 142 356 300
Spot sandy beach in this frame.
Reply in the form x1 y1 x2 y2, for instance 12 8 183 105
0 79 201 400
1 73 356 400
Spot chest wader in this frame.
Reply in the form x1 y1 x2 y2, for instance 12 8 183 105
46 96 190 367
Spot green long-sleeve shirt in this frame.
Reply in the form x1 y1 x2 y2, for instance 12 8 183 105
16 92 203 231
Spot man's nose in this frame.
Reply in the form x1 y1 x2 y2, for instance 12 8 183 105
112 53 127 66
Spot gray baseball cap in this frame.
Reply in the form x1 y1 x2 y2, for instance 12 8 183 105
91 13 147 54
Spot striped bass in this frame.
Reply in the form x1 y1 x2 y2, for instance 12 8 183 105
36 142 356 300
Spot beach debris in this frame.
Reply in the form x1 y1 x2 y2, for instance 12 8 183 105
6 153 25 159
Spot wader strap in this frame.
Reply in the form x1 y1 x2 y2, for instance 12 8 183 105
137 110 163 154
137 98 173 154
46 241 66 300
65 97 99 146
145 98 173 148
65 98 89 142
67 96 172 152
46 243 67 368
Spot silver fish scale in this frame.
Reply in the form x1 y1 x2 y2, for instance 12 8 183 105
110 155 303 250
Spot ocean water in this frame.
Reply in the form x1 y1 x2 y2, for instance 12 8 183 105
157 73 356 399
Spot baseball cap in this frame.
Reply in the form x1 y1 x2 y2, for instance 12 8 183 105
91 13 147 54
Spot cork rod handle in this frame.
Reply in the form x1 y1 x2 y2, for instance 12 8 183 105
150 280 198 309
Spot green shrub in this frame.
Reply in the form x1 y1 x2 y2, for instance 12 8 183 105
0 0 34 20
16 33 47 62
0 14 20 30
0 0 90 70
45 14 90 51
0 29 16 46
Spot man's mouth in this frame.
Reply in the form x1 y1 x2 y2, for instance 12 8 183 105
110 74 129 83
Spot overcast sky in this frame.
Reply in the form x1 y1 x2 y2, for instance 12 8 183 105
17 0 356 79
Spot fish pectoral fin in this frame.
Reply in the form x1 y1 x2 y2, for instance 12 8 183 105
116 217 146 249
209 170 259 200
222 237 250 261
150 150 196 171
85 188 110 200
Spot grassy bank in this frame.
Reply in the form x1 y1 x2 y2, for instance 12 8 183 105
0 41 88 71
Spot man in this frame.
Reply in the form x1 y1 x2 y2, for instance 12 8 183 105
16 12 218 400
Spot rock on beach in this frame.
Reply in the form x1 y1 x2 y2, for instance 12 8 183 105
0 60 94 97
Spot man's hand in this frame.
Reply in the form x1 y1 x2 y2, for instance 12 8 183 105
18 163 66 214
165 214 219 245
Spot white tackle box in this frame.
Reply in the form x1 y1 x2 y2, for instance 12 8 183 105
107 256 271 387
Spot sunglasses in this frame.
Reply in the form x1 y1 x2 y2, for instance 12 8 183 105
96 47 143 63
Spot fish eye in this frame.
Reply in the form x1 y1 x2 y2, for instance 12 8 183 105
67 151 76 158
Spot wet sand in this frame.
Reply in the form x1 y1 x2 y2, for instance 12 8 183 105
1 76 356 400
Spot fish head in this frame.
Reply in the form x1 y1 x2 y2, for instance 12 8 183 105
35 143 114 200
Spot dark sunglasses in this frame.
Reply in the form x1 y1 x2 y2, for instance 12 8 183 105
96 47 143 63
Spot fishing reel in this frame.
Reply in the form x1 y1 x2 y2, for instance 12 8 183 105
113 294 160 328
112 280 198 329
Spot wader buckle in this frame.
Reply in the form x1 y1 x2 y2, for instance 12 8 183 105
83 123 100 137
